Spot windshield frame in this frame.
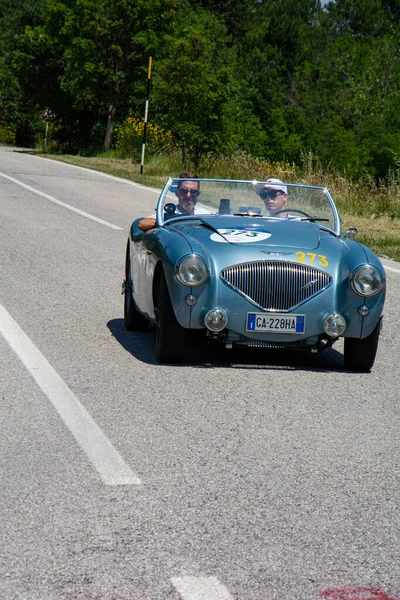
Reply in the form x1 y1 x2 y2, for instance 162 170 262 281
156 178 341 236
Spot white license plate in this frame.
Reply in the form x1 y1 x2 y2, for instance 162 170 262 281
247 313 305 334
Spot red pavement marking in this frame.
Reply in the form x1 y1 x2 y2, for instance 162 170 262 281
320 589 396 600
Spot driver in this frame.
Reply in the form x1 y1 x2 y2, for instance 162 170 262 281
255 178 288 218
174 175 201 215
138 172 201 231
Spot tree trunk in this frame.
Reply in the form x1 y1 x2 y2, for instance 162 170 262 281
103 101 118 152
193 142 202 171
181 137 187 170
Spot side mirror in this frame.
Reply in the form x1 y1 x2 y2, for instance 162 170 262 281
343 226 358 240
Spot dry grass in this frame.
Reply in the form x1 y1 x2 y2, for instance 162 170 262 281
40 152 400 260
42 155 167 189
340 215 400 260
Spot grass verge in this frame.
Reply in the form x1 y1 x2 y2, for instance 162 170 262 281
39 152 400 261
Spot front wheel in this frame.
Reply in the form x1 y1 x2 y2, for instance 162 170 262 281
155 272 186 363
343 319 382 371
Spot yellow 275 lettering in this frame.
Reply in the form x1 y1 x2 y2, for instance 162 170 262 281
295 252 329 267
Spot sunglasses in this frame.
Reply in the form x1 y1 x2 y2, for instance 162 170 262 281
178 187 200 197
260 190 284 200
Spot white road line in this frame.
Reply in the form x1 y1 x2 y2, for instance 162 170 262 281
383 264 400 274
32 154 161 194
0 304 141 486
0 171 123 230
171 577 234 600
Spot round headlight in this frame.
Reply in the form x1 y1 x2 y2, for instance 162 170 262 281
176 255 208 286
323 313 346 338
351 265 383 296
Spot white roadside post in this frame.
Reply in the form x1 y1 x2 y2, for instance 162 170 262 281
140 56 152 175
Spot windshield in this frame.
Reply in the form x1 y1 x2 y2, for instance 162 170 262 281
156 179 340 234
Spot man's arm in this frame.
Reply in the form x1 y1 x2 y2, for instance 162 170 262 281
138 217 157 231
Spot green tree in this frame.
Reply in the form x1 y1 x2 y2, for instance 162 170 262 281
0 0 49 143
231 0 327 162
152 4 240 168
290 2 400 176
40 0 180 151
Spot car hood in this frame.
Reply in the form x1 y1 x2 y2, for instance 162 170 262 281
169 216 322 250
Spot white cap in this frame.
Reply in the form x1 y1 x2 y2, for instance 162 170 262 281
256 178 288 195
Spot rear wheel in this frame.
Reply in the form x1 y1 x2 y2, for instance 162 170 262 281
155 272 186 363
344 319 381 371
124 246 149 332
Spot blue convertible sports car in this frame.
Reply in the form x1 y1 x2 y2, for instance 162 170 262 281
123 178 386 370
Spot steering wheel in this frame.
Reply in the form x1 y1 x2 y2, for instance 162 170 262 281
272 208 313 218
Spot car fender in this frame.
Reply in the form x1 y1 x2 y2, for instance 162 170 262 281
337 239 386 338
151 228 196 328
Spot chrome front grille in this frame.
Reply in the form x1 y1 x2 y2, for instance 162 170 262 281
221 261 332 311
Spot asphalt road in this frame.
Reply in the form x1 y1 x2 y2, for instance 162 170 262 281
1 147 399 600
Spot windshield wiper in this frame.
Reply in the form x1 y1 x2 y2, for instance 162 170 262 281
199 219 221 234
199 219 235 243
299 217 330 222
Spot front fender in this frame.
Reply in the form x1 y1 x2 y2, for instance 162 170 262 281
152 230 195 328
338 239 386 338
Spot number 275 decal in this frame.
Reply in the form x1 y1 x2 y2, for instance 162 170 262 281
295 252 329 267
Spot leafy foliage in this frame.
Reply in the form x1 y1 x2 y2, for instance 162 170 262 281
152 4 240 167
0 0 399 178
115 116 174 158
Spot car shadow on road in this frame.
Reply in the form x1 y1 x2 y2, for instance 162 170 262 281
107 318 159 365
107 318 349 372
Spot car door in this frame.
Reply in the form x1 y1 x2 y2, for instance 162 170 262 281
131 232 158 318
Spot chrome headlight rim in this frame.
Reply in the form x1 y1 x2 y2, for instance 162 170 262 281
176 254 208 287
351 264 384 297
204 308 228 333
323 313 347 338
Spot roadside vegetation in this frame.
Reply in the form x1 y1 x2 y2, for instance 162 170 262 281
41 149 400 261
1 0 399 258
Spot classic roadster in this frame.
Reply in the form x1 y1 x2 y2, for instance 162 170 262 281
123 178 385 370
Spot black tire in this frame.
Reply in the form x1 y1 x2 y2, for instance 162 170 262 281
124 246 149 332
343 319 381 371
155 272 186 363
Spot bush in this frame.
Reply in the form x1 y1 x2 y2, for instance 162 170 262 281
0 124 16 145
114 117 175 160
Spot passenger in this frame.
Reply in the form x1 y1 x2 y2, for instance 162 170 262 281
138 172 201 231
256 178 288 218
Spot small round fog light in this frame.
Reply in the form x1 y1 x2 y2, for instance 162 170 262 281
204 309 228 333
358 304 370 316
185 294 197 306
323 313 346 338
